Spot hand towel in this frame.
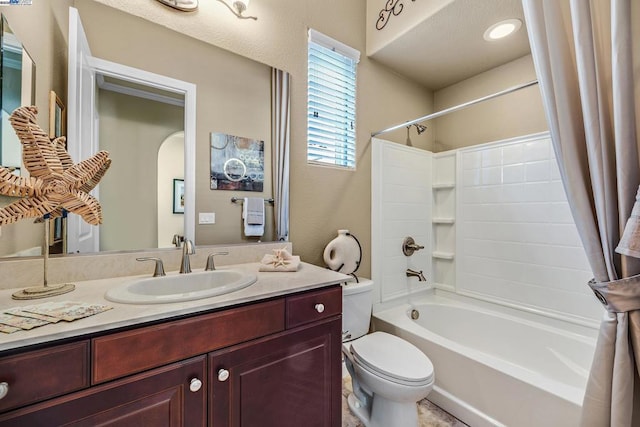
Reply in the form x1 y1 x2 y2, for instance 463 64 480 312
259 248 300 272
243 197 264 237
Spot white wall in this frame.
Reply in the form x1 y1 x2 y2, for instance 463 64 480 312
456 133 603 324
371 138 432 305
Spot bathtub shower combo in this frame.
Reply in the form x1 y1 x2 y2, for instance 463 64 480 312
370 134 602 427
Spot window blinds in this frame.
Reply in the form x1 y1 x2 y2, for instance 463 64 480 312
307 29 360 169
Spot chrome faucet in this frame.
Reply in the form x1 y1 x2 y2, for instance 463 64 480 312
406 268 426 281
180 239 195 274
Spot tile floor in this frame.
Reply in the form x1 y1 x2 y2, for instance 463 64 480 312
342 375 468 427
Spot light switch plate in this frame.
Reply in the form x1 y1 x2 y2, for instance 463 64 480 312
199 212 215 224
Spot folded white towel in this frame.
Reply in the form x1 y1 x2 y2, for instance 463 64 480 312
259 248 300 272
246 197 264 225
242 197 264 237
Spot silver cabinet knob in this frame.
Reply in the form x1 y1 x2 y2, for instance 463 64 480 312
189 378 202 392
218 368 230 382
315 303 325 313
0 382 8 400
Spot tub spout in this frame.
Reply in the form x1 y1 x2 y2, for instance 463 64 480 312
406 268 426 281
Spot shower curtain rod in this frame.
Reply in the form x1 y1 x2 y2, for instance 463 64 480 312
371 80 539 137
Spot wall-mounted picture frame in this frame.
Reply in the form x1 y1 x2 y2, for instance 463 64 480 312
173 178 185 214
48 90 65 139
210 132 264 192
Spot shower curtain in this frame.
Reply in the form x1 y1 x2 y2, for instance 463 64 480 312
271 68 291 241
522 0 640 425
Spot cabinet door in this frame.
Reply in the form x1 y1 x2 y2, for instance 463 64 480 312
210 317 341 427
0 356 206 427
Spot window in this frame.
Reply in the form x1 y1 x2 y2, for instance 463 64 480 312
307 29 360 169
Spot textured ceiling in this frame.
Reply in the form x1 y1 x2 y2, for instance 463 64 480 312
369 0 531 90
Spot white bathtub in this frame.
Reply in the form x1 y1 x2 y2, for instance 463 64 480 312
372 292 597 427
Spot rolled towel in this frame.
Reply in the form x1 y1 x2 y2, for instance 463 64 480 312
259 248 300 272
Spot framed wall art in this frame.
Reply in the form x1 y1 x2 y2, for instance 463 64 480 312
49 90 65 139
210 132 264 192
173 179 184 214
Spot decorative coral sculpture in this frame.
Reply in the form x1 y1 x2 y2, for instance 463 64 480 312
0 106 111 226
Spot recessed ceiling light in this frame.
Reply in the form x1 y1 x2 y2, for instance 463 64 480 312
483 19 522 41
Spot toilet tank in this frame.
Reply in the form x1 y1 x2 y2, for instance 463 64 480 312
342 278 373 341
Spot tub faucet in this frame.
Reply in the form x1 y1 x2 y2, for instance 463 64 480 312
406 268 426 281
180 239 195 274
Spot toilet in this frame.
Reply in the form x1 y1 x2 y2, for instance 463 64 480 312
342 279 434 427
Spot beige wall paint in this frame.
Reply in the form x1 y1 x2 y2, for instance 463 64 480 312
433 54 547 151
0 1 72 257
365 0 455 56
98 90 183 251
76 1 275 247
84 0 434 277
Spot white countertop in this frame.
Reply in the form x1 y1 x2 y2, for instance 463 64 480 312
0 262 349 353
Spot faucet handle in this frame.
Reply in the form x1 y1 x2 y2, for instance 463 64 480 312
205 252 229 271
171 234 184 247
136 257 166 277
402 237 425 256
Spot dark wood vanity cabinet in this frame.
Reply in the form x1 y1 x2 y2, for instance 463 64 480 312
210 318 341 427
0 356 207 426
0 285 342 426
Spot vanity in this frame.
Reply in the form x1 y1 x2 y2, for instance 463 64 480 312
0 261 347 426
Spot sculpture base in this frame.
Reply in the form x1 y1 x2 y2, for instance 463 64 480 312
12 283 75 300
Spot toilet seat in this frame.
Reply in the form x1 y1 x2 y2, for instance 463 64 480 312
350 332 434 387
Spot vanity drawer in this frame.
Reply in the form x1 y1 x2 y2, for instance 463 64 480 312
92 299 285 384
0 341 89 412
286 286 342 329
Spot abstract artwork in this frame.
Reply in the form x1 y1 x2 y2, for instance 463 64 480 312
210 132 264 192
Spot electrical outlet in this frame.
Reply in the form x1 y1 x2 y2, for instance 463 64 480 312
199 212 215 225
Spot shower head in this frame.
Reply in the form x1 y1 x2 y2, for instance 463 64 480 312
406 123 427 135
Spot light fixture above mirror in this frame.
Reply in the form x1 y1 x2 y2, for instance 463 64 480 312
217 0 257 20
154 0 198 12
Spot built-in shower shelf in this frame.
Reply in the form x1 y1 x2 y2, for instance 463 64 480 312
432 217 455 224
432 251 455 260
432 183 455 190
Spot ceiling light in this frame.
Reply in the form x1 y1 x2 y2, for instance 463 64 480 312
483 19 522 41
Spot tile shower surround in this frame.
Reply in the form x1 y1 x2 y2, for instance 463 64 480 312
456 134 602 322
372 141 432 304
373 133 603 324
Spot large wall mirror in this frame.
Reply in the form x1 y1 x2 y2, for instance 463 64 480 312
0 14 35 175
0 4 289 259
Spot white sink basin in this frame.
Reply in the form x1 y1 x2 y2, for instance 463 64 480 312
105 269 257 304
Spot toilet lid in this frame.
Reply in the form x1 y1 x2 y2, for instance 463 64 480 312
350 332 434 384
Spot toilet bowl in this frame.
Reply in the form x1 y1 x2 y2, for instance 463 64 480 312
341 278 434 427
323 230 434 426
